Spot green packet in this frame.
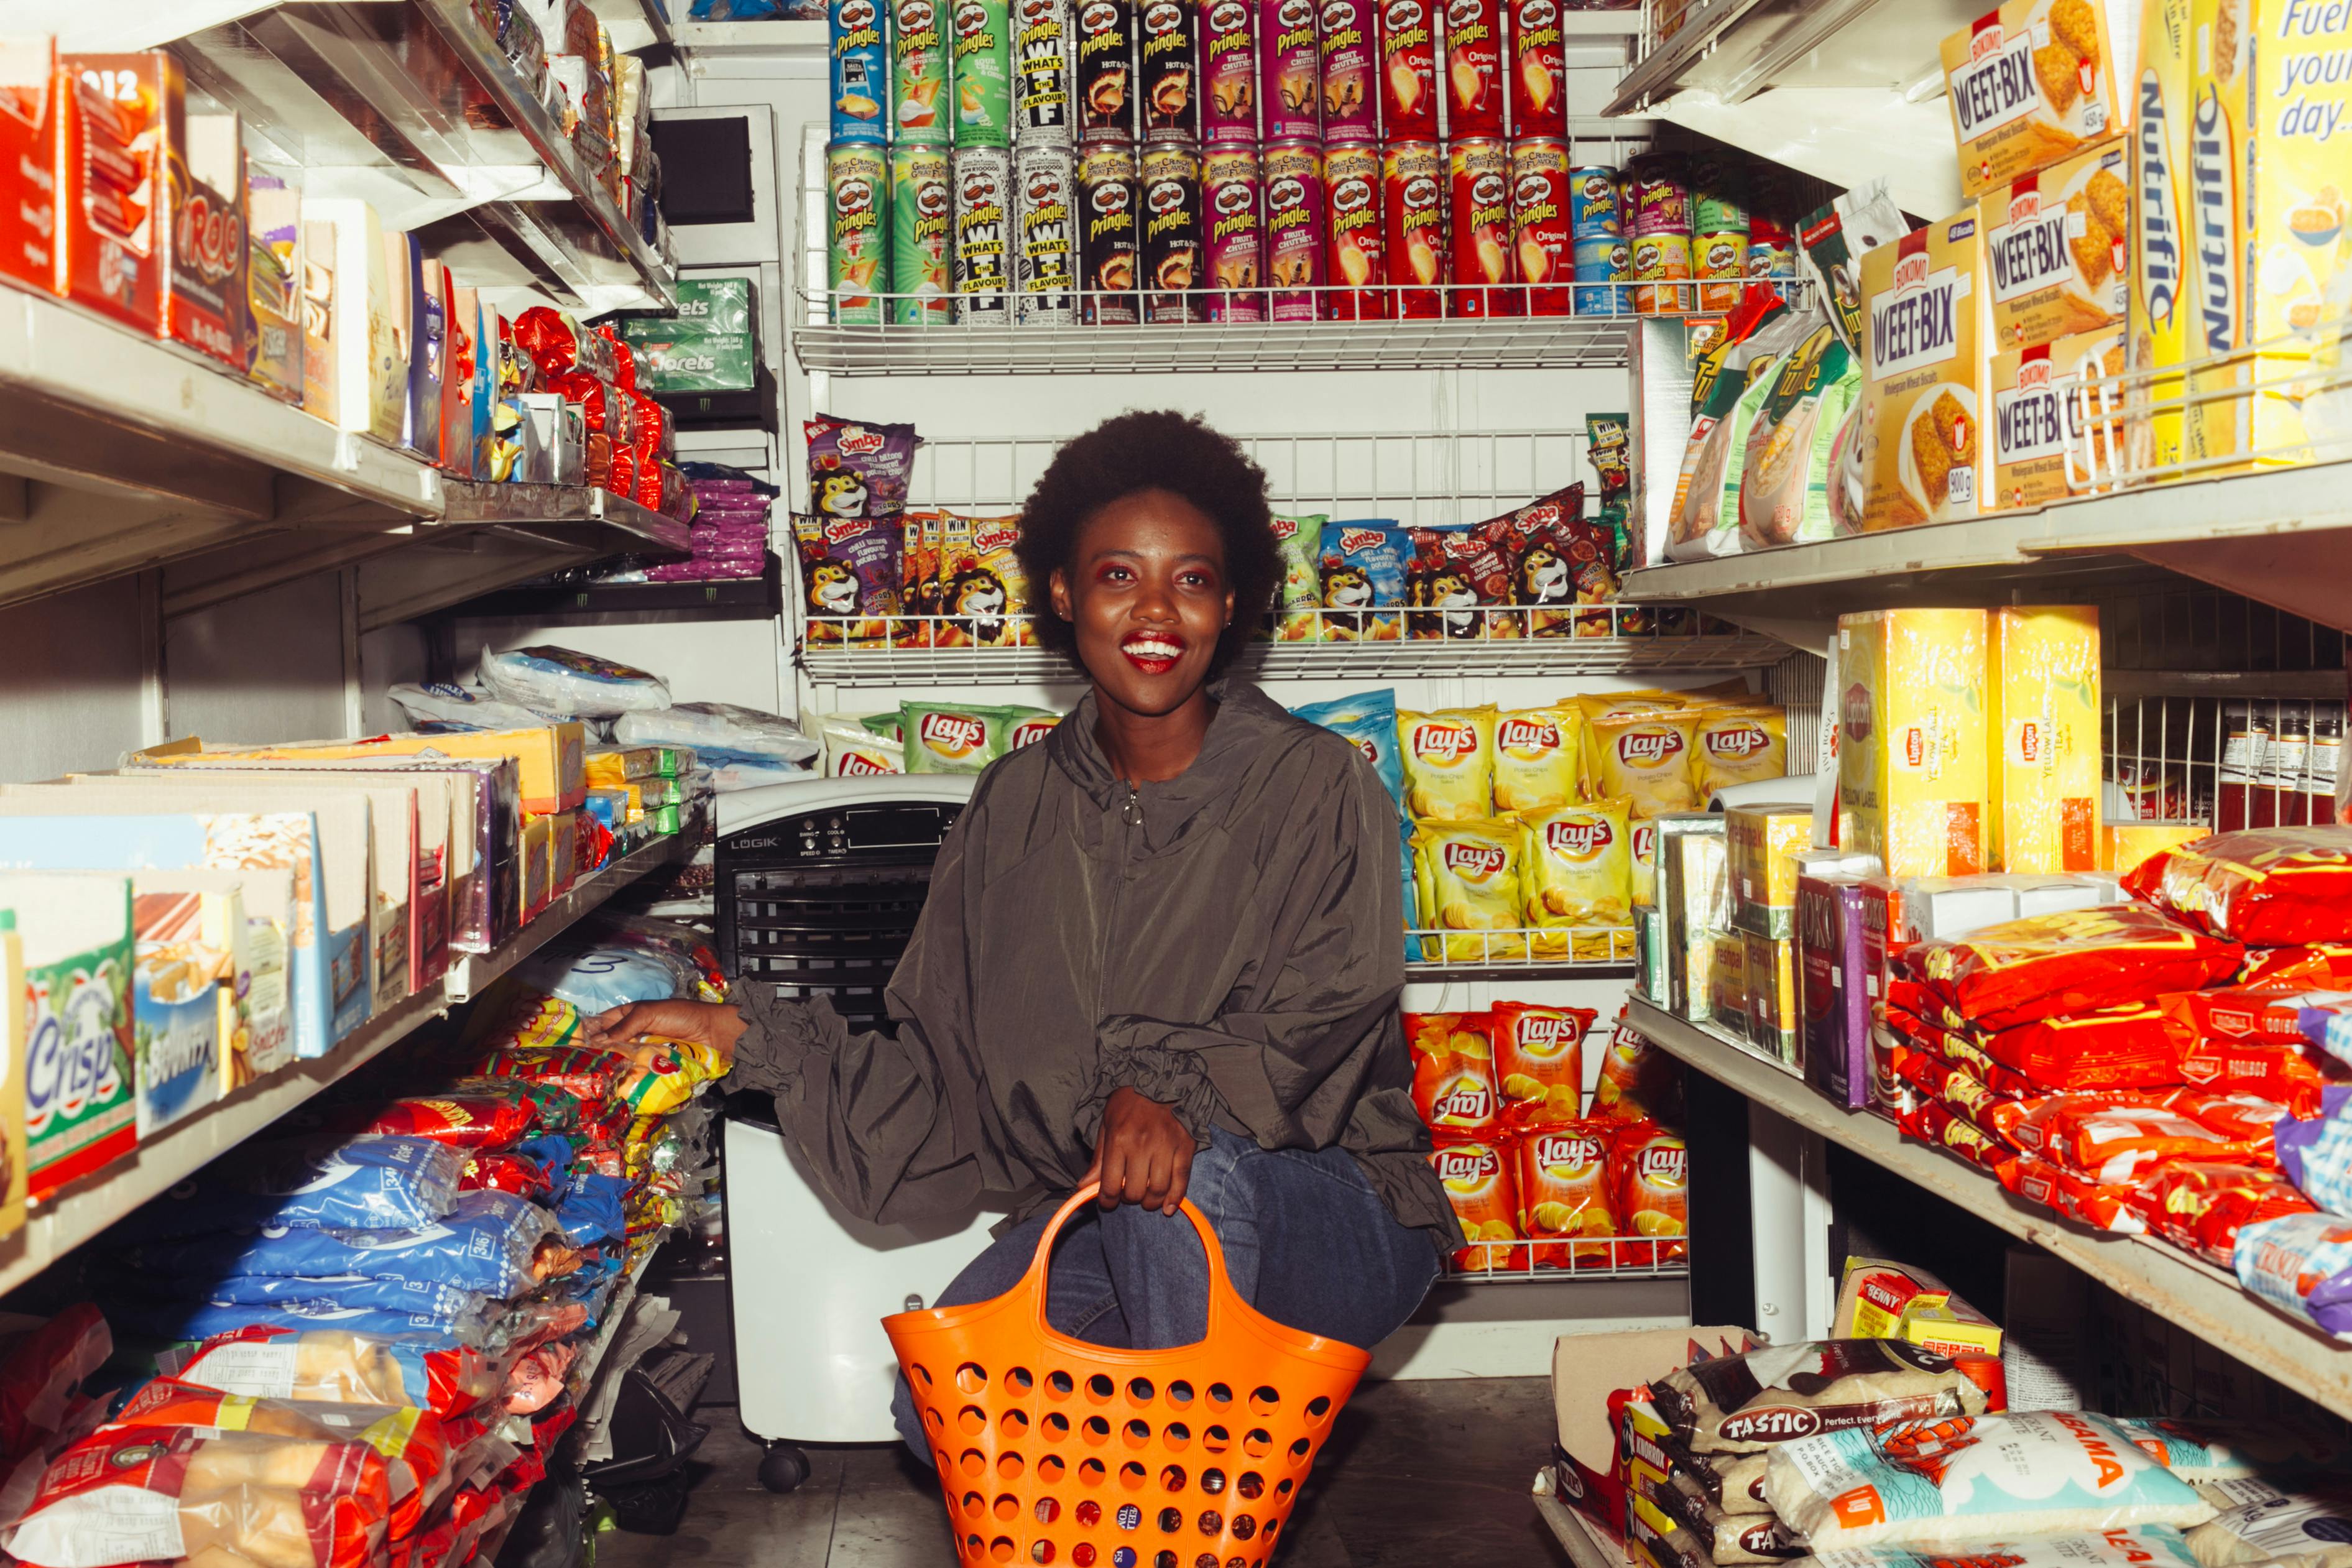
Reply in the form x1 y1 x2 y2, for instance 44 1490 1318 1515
900 703 1061 773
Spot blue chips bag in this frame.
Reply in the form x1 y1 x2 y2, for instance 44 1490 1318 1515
1316 522 1409 642
121 1191 558 1298
179 1274 492 1319
1291 688 1405 814
110 1136 465 1241
108 1299 491 1345
555 1170 629 1245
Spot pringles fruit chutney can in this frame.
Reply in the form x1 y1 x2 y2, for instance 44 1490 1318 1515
1258 0 1321 141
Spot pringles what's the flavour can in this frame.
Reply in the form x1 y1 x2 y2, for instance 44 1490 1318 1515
1384 140 1444 319
1013 141 1078 321
1377 0 1437 141
1262 138 1324 321
1317 0 1377 138
1258 0 1320 141
1448 136 1516 317
1201 145 1265 321
826 142 890 322
1138 142 1202 323
1508 136 1569 315
1013 0 1076 135
891 0 952 142
1076 141 1140 323
1324 140 1387 320
1442 0 1503 139
951 0 1014 145
1072 0 1137 139
1137 0 1197 141
1199 0 1258 144
1505 0 1564 139
951 144 1012 317
890 143 955 322
830 0 890 142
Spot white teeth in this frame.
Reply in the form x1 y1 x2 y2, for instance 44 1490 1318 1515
1126 639 1181 658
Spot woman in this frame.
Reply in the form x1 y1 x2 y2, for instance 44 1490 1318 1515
591 411 1454 1450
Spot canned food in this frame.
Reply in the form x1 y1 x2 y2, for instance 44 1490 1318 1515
1201 145 1264 321
1073 0 1137 139
892 0 952 142
890 144 955 322
1508 136 1569 315
1324 140 1386 320
1199 0 1258 142
1570 232 1628 315
1567 164 1618 237
1383 140 1444 318
1692 226 1746 312
1258 0 1321 140
1261 138 1324 320
1317 0 1377 137
1138 142 1202 322
1013 0 1076 134
830 0 890 142
1505 0 1564 139
951 144 1012 317
1688 158 1745 236
1077 142 1141 322
1138 0 1197 140
827 142 890 322
1625 152 1689 236
952 0 1015 145
1377 0 1437 140
1629 230 1691 314
1748 214 1796 279
1442 0 1503 139
1015 142 1079 320
1448 136 1515 316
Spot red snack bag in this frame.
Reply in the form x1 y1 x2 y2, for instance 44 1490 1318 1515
0 1306 110 1464
1610 1120 1688 1266
1427 1134 1526 1272
1515 1119 1621 1269
161 1327 499 1418
510 306 604 378
593 324 637 392
333 1095 533 1150
1490 1001 1593 1125
2011 1098 2256 1183
2165 1089 2292 1161
1899 1098 2016 1174
2126 1161 2317 1262
1406 1011 1500 1131
1590 1005 1685 1123
1974 1005 2195 1091
2175 1035 2342 1117
458 1151 555 1197
2241 944 2352 987
1882 1004 2044 1098
1900 905 2243 1030
1404 527 1508 642
2126 826 2352 945
464 1048 622 1105
2000 1153 2146 1232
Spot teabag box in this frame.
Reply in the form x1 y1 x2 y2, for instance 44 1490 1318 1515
0 873 132 1204
1944 0 2134 200
1861 212 1994 530
1989 604 2102 872
1837 609 1992 879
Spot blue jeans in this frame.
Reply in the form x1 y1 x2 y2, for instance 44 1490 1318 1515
891 1127 1441 1459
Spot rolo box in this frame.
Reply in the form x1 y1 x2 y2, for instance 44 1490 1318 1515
1942 0 2130 199
1860 211 1991 530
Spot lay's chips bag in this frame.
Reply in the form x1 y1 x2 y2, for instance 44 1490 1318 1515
901 701 1008 773
1517 1120 1621 1270
1405 1011 1499 1130
822 714 904 777
1399 705 1497 823
1000 706 1061 750
1413 819 1526 962
1587 707 1705 818
1492 703 1586 814
1492 1001 1593 1125
1271 513 1328 641
1520 796 1636 960
1630 817 1661 908
1692 704 1789 797
1293 688 1406 814
1429 1135 1527 1272
1612 1120 1689 1264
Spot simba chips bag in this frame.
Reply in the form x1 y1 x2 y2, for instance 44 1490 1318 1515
1491 1002 1593 1124
1316 520 1410 641
1399 705 1497 823
1406 1012 1499 1130
1492 703 1586 814
794 514 902 646
1413 819 1526 962
1521 798 1636 960
933 512 1028 648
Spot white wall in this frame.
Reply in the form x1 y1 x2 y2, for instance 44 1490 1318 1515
165 574 351 745
0 578 150 782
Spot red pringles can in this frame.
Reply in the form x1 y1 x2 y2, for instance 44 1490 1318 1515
1505 0 1564 138
1261 138 1325 321
1199 0 1258 142
1442 0 1503 139
1258 0 1321 140
1323 140 1386 320
1317 0 1377 137
1508 136 1569 314
1449 136 1516 316
1377 0 1437 141
1201 144 1265 320
1383 140 1444 318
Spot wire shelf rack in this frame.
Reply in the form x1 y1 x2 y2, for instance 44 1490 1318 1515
1446 1237 1689 1283
2065 318 2352 491
1408 926 1638 971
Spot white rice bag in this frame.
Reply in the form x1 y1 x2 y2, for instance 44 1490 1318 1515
2186 1480 2352 1568
611 702 821 767
478 645 671 718
389 681 570 732
1764 1411 2216 1551
1804 1525 2203 1568
2114 1416 2343 1483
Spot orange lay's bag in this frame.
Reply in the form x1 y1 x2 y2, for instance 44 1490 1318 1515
1406 1010 1499 1130
1516 1120 1621 1270
1491 1002 1593 1124
1591 1006 1685 1123
1429 1135 1526 1273
1612 1120 1689 1265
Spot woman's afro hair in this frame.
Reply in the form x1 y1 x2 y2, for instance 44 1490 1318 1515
1014 410 1281 673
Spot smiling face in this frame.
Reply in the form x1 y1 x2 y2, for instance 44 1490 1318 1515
1050 489 1233 721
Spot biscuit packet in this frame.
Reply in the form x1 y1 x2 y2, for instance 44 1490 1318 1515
1589 707 1705 818
1398 704 1498 823
1413 819 1526 962
1270 513 1327 641
1521 798 1636 959
1692 705 1789 796
1492 703 1585 814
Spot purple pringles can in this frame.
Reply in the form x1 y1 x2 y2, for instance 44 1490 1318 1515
1258 0 1320 141
1316 0 1375 138
1201 144 1265 320
1199 0 1259 143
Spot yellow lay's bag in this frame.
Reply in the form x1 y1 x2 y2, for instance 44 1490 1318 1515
1692 704 1789 796
1413 819 1526 963
1398 705 1498 823
1492 704 1585 815
1587 708 1704 818
1521 797 1635 960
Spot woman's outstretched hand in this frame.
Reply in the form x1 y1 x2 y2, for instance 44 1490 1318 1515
1082 1087 1194 1216
584 999 749 1062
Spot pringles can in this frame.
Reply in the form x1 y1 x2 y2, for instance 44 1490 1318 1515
1689 157 1745 237
1442 0 1502 139
1199 0 1258 144
892 0 952 142
1693 227 1746 312
1630 230 1692 314
951 0 1014 145
1138 142 1202 322
1324 140 1386 320
830 0 890 142
1625 152 1689 237
1508 136 1568 315
1073 0 1137 139
1448 136 1515 316
1748 214 1796 284
1077 141 1141 322
890 143 954 321
1261 138 1324 320
1506 0 1565 138
951 144 1012 317
1377 0 1437 141
1258 0 1320 141
1014 142 1078 320
1013 0 1076 136
1570 233 1627 315
1201 145 1264 321
827 142 890 322
1137 0 1197 141
1317 0 1376 137
1384 140 1444 318
1568 164 1618 237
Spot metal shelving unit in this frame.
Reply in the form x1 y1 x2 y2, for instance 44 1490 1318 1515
1448 1237 1687 1284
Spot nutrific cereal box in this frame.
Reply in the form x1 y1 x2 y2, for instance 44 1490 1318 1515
1990 604 2102 874
1944 0 2129 198
1990 326 2126 509
1838 609 1991 880
2127 0 2190 476
1985 137 2131 349
1861 213 1992 530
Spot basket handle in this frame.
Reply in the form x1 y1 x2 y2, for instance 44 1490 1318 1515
1021 1182 1238 1347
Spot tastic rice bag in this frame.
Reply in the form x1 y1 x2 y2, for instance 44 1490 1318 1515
1405 1012 1498 1131
2125 828 2352 946
804 414 915 521
1490 1002 1592 1124
2124 1163 2317 1265
1291 689 1405 814
1427 1135 1526 1273
1692 706 1790 798
1492 704 1585 814
2236 1213 2352 1337
1521 798 1635 961
1589 708 1705 818
1515 1120 1621 1270
1899 905 2243 1030
1797 1531 2203 1568
795 513 902 646
1398 706 1497 823
2187 1485 2352 1568
1654 1341 1989 1455
2010 1100 2256 1184
1269 514 1327 640
160 1328 499 1418
1316 521 1410 642
1413 819 1525 962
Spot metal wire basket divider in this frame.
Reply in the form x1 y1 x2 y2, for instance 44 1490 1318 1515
2060 317 2352 492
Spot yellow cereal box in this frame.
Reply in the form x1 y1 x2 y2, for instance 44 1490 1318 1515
1413 819 1526 962
1990 326 2127 509
1493 704 1585 815
1521 798 1635 961
1944 0 2130 198
1588 709 1705 819
1991 605 2103 873
1692 705 1789 796
1727 804 1814 937
1986 138 2133 348
1743 929 1799 1063
2186 0 2352 470
1838 609 1993 879
1399 705 1497 822
2129 0 2193 477
1861 213 1994 530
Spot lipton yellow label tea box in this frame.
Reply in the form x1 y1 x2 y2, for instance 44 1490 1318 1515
2186 0 2352 471
1986 138 2132 348
1837 610 1992 880
1945 0 2131 198
1861 214 1993 530
1990 605 2103 874
1991 326 2126 509
2128 0 2191 476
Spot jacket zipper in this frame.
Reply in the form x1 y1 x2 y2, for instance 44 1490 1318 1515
1093 780 1137 1065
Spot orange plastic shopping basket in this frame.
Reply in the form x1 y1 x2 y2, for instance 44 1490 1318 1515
883 1182 1373 1568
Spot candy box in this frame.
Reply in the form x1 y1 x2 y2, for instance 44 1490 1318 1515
1990 603 2101 872
1860 212 1993 530
166 111 248 370
1742 929 1797 1064
1942 0 2129 198
1707 929 1748 1040
1726 803 1813 938
124 881 239 1138
244 164 303 403
58 53 187 336
1838 609 1992 879
301 197 405 442
0 873 133 1202
1984 136 2131 349
1657 814 1727 1015
1988 327 2124 511
1799 874 1872 1107
0 40 58 298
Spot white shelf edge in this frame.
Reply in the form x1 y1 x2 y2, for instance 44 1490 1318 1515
1536 1487 1621 1568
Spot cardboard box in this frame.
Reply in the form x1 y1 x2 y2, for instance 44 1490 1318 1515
1857 875 1911 1013
1708 930 1749 1040
167 111 247 370
0 873 133 1201
1833 1255 2006 1359
126 882 239 1137
1798 874 1871 1107
245 164 303 404
58 53 178 336
71 867 297 1091
2126 0 2190 476
1726 803 1814 938
1657 815 1726 1015
1549 1327 1756 1534
1990 604 2102 872
1985 137 2131 349
0 40 60 298
522 811 553 921
1861 212 1993 530
1989 326 2126 510
165 724 583 816
1742 929 1797 1064
406 246 441 461
1944 0 2129 198
300 198 403 441
1837 609 1991 879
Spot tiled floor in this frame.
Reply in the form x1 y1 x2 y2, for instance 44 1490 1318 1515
604 1379 1569 1568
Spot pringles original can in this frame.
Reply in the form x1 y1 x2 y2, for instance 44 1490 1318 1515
1324 140 1386 320
1072 0 1137 140
1384 140 1444 319
1199 0 1258 144
1442 0 1503 139
1377 0 1437 142
1317 0 1376 138
951 144 1012 317
890 143 954 321
1201 145 1264 321
1137 0 1197 141
1262 138 1324 320
1505 0 1564 139
1448 136 1514 316
827 142 890 322
1258 0 1321 141
1138 142 1202 322
1568 164 1618 237
1014 142 1078 321
1508 137 1568 315
952 0 1014 145
1077 142 1140 322
1013 0 1076 136
892 0 952 142
830 0 890 142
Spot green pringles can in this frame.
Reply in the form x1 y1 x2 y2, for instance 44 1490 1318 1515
892 0 951 144
950 0 1013 147
890 144 954 323
826 141 890 324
